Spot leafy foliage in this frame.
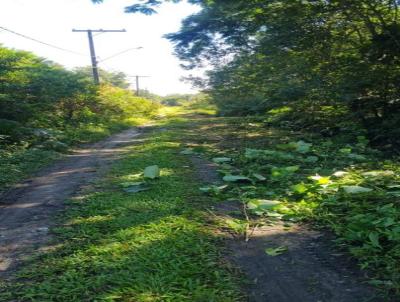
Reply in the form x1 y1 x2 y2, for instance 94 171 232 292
213 128 400 295
74 66 131 89
0 45 159 191
104 0 400 150
170 110 400 297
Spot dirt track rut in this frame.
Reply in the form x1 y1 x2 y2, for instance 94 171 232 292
0 128 143 278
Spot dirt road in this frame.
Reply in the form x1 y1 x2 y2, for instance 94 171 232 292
0 123 387 301
0 128 143 278
191 154 384 302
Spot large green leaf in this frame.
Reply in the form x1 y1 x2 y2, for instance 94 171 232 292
342 185 373 194
271 166 299 179
247 199 281 215
252 173 266 181
225 219 248 234
295 140 312 153
285 166 300 172
277 140 312 153
199 184 228 194
292 183 307 194
362 170 395 178
222 175 250 182
212 157 232 164
265 246 288 256
144 165 160 179
248 199 281 209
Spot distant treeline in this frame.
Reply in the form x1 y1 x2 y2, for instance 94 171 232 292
157 93 209 106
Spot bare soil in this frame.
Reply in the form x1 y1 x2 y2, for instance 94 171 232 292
190 155 385 302
0 128 145 279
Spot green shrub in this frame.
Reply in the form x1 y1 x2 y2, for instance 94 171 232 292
0 46 160 191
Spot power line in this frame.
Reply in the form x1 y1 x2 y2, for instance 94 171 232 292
96 56 113 70
98 46 143 63
93 31 107 37
0 26 86 56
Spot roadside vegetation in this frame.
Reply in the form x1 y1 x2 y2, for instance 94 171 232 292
91 0 400 296
106 0 400 152
1 97 399 299
170 106 400 297
2 0 400 300
0 46 159 192
0 107 242 302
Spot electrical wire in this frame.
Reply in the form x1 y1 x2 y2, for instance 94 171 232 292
93 31 107 37
96 56 114 70
0 26 87 56
97 47 143 62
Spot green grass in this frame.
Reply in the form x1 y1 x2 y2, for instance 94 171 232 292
0 116 153 193
0 117 242 302
162 113 400 297
61 117 151 146
0 148 60 193
3 104 398 300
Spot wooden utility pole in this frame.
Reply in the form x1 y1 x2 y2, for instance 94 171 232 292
136 75 140 96
72 29 126 84
129 75 150 96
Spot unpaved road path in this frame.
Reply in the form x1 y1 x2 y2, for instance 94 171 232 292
191 154 384 302
0 123 387 301
0 128 143 278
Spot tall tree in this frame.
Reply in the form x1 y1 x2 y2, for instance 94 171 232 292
94 0 400 145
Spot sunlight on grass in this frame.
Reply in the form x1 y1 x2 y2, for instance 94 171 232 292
169 112 400 297
0 120 242 302
70 215 114 225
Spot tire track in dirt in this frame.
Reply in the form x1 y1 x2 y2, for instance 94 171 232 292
0 127 145 278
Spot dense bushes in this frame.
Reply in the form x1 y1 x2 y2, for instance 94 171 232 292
0 45 158 146
0 45 159 190
199 1 400 150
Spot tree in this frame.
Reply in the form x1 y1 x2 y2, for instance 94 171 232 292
92 0 400 147
74 66 130 89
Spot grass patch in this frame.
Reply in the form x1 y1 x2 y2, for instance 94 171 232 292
0 117 242 301
0 116 153 193
61 119 143 145
0 148 60 193
157 112 400 297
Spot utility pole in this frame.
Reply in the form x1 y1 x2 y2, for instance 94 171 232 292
72 29 126 84
129 75 150 96
136 75 140 96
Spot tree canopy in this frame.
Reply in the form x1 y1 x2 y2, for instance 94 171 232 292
93 0 400 148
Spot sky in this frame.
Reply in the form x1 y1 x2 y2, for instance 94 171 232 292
0 0 201 95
